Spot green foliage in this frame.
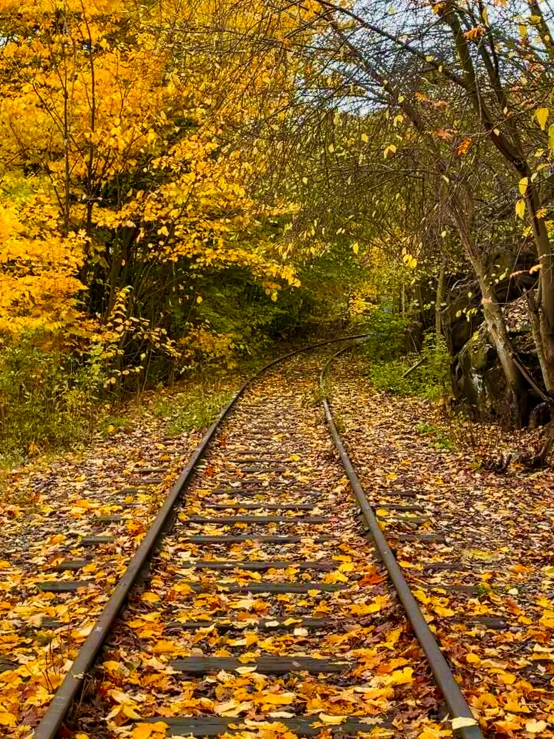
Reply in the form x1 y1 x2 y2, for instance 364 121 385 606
153 382 233 435
416 422 455 451
362 309 413 362
361 311 451 401
0 337 105 463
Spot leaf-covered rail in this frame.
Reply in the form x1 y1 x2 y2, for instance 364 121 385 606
320 344 484 739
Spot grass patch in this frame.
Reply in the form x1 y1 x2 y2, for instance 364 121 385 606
416 422 455 451
153 382 234 435
99 415 134 437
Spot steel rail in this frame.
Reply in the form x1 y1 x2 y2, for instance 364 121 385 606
320 343 484 739
33 333 370 739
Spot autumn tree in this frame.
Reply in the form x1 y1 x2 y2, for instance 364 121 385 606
207 0 554 424
0 0 304 379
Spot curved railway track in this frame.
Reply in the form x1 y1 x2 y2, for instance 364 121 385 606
30 339 483 739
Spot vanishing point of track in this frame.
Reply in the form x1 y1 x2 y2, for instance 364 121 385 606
32 338 483 739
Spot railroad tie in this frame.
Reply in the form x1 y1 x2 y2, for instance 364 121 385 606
206 487 323 496
204 503 315 510
229 457 285 463
236 466 288 473
175 581 346 594
376 515 429 524
182 535 335 543
79 535 115 546
136 716 390 737
52 559 91 572
94 515 125 523
394 534 445 542
374 503 425 511
171 656 350 675
228 451 283 457
181 559 335 570
165 617 340 632
377 490 418 497
37 580 91 593
185 515 330 524
422 562 469 572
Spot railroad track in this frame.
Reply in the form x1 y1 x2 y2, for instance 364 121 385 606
31 340 483 739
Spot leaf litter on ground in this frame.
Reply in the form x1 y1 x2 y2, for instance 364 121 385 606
330 354 554 738
0 377 238 737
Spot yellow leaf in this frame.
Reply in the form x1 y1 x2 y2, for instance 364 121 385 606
109 689 136 705
535 108 549 130
361 133 369 142
466 653 480 664
515 199 526 219
504 699 530 714
434 605 455 618
132 723 168 739
328 144 335 153
497 669 517 685
0 713 17 727
151 640 176 653
235 665 257 674
543 565 554 577
338 562 355 572
418 726 451 739
350 595 388 615
525 719 547 733
102 661 121 673
196 295 203 303
123 705 143 719
539 610 554 628
451 717 478 730
260 693 295 705
414 589 430 604
519 177 529 195
318 714 346 725
141 592 160 603
389 667 413 685
352 242 359 255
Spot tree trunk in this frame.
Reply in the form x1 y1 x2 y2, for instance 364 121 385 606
525 184 554 394
435 260 445 346
450 205 526 427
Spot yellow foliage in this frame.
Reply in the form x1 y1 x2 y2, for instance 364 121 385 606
0 201 86 335
0 0 302 358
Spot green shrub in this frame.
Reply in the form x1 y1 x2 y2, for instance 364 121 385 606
361 309 412 362
0 337 105 463
360 310 451 401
